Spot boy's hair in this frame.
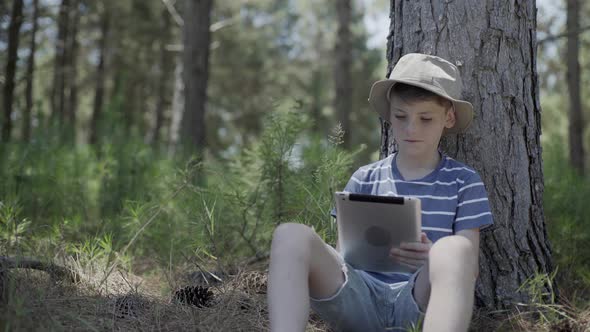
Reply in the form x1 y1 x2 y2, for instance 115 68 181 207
390 83 452 111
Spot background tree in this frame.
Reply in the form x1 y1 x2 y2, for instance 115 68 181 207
89 3 109 145
206 1 299 154
169 55 184 153
285 0 382 161
334 0 353 149
152 8 175 146
381 0 552 309
182 0 213 155
23 0 40 142
65 0 81 138
567 0 584 175
2 0 24 143
51 0 70 125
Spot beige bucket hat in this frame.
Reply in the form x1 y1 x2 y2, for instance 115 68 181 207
368 53 474 135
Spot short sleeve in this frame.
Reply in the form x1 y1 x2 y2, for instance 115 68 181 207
453 172 494 232
329 170 361 218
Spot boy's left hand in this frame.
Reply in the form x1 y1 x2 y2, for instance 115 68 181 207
389 232 432 272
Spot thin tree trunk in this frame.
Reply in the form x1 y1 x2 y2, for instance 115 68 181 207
66 0 80 137
567 0 584 174
334 0 353 149
125 79 138 132
153 10 174 145
23 0 39 142
310 68 323 133
51 0 70 124
383 0 553 310
309 25 325 134
0 3 8 22
2 0 24 143
169 56 184 156
182 0 213 153
89 8 109 145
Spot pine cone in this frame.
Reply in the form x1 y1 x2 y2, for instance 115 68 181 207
173 285 214 308
114 295 141 319
238 270 268 295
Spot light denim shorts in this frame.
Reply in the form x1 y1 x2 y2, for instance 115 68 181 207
310 246 425 332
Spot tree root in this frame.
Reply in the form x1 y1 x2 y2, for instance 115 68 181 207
0 256 80 283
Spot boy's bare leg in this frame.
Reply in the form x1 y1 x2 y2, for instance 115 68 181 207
413 235 479 332
268 223 346 332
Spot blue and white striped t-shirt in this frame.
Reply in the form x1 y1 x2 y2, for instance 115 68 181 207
332 152 494 283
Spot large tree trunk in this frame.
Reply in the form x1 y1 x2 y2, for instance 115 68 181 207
23 0 39 143
181 0 213 153
2 0 24 143
334 0 353 149
382 0 553 309
51 0 70 124
89 8 109 145
567 0 584 175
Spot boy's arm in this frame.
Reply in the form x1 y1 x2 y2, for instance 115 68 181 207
455 228 481 276
455 228 480 247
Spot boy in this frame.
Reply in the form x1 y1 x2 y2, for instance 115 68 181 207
267 53 493 332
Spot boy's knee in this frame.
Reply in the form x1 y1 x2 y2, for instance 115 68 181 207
429 235 478 284
271 222 315 255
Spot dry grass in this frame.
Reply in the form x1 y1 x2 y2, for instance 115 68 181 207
469 295 590 332
1 259 589 331
0 258 331 331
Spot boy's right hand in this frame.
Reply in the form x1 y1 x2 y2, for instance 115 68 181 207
389 232 432 272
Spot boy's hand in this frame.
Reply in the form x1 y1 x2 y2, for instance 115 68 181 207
389 232 432 272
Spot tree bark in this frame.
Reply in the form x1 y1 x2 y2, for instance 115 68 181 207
334 0 353 149
51 0 70 124
182 0 213 154
89 8 110 145
23 0 39 143
382 0 553 310
2 0 24 143
567 0 584 175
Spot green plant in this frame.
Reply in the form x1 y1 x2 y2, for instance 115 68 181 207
67 233 118 268
516 269 575 326
518 269 559 306
0 200 31 252
543 140 590 291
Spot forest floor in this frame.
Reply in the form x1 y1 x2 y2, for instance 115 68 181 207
1 257 589 331
0 257 331 331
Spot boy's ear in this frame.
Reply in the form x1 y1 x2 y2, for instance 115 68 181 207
445 107 457 128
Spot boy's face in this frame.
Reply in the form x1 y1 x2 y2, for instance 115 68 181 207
389 95 456 158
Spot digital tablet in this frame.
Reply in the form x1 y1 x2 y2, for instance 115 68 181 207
334 192 421 273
